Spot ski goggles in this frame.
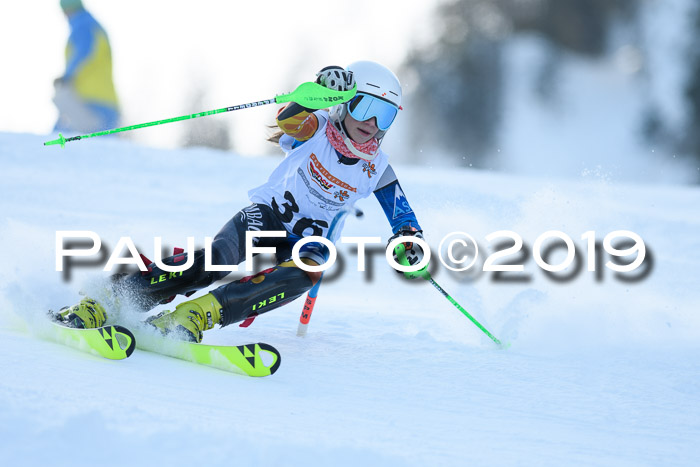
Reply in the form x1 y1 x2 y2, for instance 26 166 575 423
347 93 399 131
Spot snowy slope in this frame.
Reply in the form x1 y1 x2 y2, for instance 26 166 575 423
1 132 699 466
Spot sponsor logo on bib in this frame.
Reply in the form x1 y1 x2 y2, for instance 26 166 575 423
307 153 357 196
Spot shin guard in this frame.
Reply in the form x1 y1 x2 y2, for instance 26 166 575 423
212 263 313 327
114 249 228 311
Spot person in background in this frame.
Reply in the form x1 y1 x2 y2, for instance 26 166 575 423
53 0 120 133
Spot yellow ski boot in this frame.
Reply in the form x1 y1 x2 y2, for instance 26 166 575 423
57 297 108 329
147 293 223 343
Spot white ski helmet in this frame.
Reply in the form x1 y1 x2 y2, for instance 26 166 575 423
329 60 402 141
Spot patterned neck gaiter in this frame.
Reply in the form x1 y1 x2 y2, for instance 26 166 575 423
326 121 379 161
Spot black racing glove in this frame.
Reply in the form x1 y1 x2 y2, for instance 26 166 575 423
388 226 429 279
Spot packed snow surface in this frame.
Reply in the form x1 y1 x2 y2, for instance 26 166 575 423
1 132 699 466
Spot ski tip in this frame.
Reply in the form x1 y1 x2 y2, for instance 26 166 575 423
110 325 137 358
257 343 282 375
47 320 137 360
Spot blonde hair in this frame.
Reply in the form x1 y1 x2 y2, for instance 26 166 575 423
266 125 284 145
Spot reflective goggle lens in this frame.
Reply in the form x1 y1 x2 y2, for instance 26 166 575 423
348 93 399 131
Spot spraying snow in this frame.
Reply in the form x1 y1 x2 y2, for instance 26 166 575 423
1 132 699 465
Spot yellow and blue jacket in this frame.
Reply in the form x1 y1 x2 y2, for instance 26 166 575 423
62 8 119 125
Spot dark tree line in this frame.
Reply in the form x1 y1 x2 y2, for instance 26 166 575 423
683 3 700 172
403 0 700 181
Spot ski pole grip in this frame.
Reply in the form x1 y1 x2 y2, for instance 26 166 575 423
393 244 431 280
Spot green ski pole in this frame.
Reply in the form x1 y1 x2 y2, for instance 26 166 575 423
44 81 357 148
424 274 505 348
395 244 505 348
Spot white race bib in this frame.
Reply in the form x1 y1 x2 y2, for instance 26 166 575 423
249 111 389 241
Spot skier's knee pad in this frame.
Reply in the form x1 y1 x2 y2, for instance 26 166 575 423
212 262 313 327
115 248 231 310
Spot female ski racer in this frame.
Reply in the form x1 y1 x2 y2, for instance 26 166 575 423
59 61 428 342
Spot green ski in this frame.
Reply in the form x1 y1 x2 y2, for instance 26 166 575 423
47 321 136 360
135 332 281 377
